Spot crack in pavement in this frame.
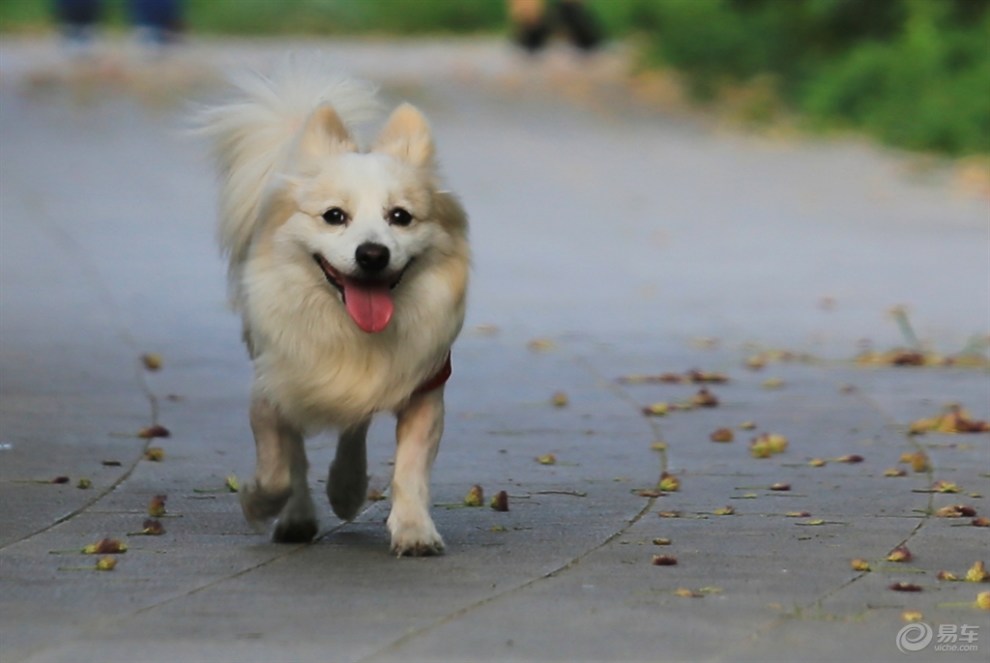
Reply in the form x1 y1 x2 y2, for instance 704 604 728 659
358 350 665 663
0 189 160 552
725 372 937 659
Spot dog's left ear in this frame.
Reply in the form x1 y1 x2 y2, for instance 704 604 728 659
373 103 434 169
296 105 356 162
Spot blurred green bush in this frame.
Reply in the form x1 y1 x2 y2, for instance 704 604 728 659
3 0 986 155
616 0 990 155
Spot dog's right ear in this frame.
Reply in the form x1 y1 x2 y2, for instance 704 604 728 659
295 105 356 161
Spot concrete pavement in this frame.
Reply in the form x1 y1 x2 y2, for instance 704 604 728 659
1 38 988 662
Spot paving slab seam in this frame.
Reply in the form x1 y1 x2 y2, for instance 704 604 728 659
14 502 389 663
357 353 666 663
717 372 938 662
0 189 161 553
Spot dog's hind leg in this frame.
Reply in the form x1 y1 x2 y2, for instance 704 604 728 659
240 394 318 543
388 388 446 556
327 419 370 521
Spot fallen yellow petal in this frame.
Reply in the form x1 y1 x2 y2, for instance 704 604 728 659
966 561 989 583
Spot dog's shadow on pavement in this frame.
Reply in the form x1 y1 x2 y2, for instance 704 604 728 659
318 524 391 553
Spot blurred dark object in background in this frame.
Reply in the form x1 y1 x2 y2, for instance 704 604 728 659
509 0 603 54
53 0 102 53
129 0 184 46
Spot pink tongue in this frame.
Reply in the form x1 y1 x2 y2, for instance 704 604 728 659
343 280 394 333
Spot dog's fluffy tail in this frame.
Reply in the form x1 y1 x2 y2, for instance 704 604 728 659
194 56 381 302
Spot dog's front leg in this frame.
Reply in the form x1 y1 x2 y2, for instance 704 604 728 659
240 393 318 543
327 419 370 521
388 387 446 556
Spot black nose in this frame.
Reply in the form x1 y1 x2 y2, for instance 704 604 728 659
355 242 390 274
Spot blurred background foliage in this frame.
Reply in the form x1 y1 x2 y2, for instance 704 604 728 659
2 0 987 155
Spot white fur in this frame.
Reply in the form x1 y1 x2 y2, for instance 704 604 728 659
197 56 469 555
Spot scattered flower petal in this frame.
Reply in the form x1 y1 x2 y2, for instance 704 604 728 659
851 559 871 571
76 478 92 489
137 425 170 439
769 482 791 491
652 537 671 546
751 433 788 458
642 402 669 417
464 484 484 507
141 353 163 371
909 404 989 435
884 467 907 477
140 519 165 536
82 538 127 554
650 441 668 452
937 570 959 581
144 447 164 462
808 458 827 467
651 555 678 566
762 377 785 390
710 428 734 443
51 476 70 484
739 421 757 430
836 454 864 464
490 490 509 512
785 511 811 518
674 587 701 598
932 480 961 493
526 338 555 352
692 388 719 408
977 591 990 610
536 453 557 466
972 517 990 527
148 494 167 517
935 504 977 518
902 451 930 473
658 511 681 518
713 506 735 516
966 561 989 583
658 473 680 492
886 546 913 563
95 556 117 571
550 391 569 408
225 475 240 493
889 582 923 592
902 610 924 622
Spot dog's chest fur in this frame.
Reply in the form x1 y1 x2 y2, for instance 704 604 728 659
243 253 463 429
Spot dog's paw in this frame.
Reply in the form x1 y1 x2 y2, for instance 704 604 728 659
327 469 368 522
387 514 445 557
272 516 318 544
240 482 291 529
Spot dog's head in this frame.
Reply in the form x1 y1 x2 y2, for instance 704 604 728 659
270 103 459 334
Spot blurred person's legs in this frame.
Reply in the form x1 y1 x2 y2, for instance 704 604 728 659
558 0 602 52
128 0 184 53
53 0 102 58
508 0 603 54
508 0 551 53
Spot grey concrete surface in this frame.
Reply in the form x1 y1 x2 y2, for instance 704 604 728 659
1 38 988 663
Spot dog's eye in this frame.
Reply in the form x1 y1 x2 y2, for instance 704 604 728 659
388 207 413 227
322 207 348 225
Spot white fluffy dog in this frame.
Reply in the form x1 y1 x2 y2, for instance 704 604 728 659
197 57 469 556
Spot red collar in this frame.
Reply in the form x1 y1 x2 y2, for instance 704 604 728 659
414 352 452 396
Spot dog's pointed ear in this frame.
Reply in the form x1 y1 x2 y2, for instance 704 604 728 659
296 105 355 160
373 103 434 168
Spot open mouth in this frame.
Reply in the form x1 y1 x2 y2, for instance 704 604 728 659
313 253 406 334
